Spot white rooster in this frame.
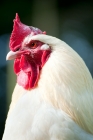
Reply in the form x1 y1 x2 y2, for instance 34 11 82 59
2 14 93 140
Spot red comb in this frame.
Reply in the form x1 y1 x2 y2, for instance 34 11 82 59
9 13 44 51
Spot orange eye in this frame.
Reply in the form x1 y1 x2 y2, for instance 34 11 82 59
27 41 37 49
30 42 36 49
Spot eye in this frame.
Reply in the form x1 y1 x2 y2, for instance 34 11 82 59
28 42 37 49
31 42 36 48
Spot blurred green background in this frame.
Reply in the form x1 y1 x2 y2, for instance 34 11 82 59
0 0 93 139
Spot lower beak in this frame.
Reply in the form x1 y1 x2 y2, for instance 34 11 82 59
6 51 20 60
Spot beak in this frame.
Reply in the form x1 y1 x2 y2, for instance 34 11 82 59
6 51 20 60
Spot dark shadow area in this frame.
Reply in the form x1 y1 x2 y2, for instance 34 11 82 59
0 66 7 139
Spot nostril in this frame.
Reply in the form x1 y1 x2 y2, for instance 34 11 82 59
16 48 20 51
15 47 20 52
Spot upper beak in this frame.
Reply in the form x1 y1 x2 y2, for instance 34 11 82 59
6 51 20 60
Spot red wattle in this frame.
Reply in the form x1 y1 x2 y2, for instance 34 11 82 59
17 70 30 89
14 54 40 89
14 58 20 74
20 55 32 72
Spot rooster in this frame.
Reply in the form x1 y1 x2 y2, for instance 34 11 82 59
2 13 93 140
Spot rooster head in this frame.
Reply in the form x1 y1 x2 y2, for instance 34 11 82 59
6 13 51 90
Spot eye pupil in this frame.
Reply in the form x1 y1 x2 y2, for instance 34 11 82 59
31 42 36 48
31 43 35 46
27 41 37 49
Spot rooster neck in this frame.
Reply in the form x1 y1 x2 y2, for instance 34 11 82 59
38 46 93 134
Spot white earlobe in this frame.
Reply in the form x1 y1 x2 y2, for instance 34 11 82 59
40 44 50 50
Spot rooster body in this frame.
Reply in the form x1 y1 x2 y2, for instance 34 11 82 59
3 84 93 140
2 14 93 140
